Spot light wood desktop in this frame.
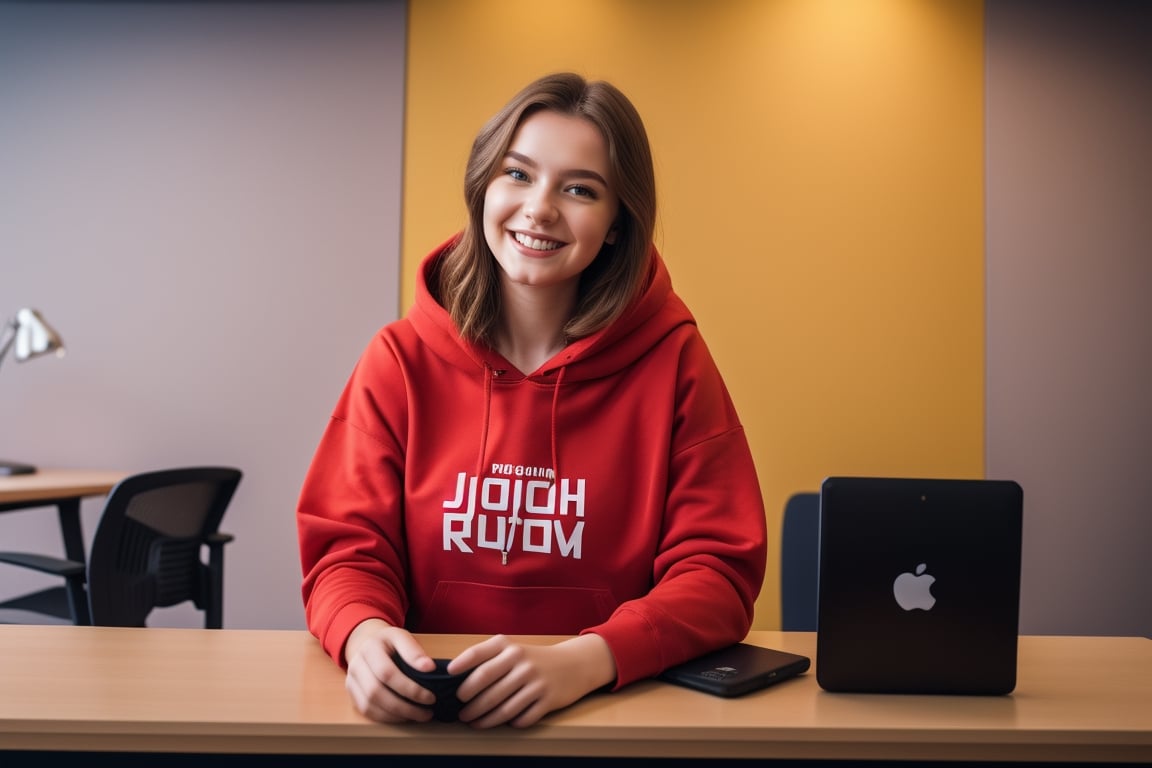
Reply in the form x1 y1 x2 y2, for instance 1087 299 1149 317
0 469 128 563
0 469 127 506
0 627 1148 763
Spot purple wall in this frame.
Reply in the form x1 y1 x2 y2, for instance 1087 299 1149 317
0 1 407 629
986 0 1152 637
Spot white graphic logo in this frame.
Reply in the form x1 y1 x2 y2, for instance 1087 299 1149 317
440 468 586 559
893 563 936 611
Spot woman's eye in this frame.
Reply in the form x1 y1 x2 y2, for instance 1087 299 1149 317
567 185 597 199
504 168 529 182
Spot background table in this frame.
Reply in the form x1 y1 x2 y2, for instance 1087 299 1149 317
0 627 1148 764
0 469 127 563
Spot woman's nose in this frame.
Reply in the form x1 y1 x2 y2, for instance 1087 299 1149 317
523 189 558 224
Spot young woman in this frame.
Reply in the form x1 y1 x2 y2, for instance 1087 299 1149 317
297 72 768 728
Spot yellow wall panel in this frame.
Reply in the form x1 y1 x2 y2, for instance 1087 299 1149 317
404 0 985 629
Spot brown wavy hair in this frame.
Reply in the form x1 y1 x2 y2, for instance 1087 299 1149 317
434 72 657 345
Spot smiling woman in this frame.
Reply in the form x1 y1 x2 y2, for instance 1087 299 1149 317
442 73 657 349
297 72 768 730
482 111 620 373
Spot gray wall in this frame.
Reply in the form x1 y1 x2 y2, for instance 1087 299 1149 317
986 0 1152 637
0 1 407 629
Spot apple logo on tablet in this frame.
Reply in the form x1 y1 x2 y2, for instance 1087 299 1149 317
893 563 936 611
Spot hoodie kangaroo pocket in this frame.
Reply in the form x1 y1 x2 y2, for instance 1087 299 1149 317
417 581 617 635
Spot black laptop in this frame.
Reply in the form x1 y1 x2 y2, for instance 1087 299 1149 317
815 476 1023 695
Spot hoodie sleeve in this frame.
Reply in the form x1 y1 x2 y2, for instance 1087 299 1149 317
297 331 410 666
581 329 769 688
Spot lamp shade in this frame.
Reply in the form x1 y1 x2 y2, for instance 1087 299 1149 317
1 307 65 369
13 307 65 362
0 308 66 474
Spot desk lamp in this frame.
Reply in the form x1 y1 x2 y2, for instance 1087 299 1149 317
0 307 66 476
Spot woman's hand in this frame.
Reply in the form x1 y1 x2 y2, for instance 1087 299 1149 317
449 633 617 729
343 619 440 723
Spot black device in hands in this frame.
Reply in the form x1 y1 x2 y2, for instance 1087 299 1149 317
391 653 469 722
658 642 811 698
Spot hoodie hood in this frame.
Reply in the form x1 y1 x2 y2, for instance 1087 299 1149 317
407 236 696 382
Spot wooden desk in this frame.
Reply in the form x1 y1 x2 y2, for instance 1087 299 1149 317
0 627 1148 764
0 469 127 562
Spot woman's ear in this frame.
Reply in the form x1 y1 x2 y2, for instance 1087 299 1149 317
605 226 618 245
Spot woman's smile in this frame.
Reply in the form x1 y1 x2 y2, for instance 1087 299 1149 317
512 231 565 252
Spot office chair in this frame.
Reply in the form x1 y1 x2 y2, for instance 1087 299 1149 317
780 491 820 631
0 466 241 628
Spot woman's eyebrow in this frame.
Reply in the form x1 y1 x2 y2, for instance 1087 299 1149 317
505 150 608 186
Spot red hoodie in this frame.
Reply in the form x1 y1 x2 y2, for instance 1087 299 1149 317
297 240 768 689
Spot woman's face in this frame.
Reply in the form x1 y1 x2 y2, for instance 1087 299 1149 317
483 110 620 293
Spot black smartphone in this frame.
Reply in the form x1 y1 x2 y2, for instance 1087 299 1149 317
658 642 811 698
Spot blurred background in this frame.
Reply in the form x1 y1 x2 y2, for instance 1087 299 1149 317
1 0 1148 637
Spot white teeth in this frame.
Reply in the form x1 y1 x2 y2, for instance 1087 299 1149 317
514 232 561 251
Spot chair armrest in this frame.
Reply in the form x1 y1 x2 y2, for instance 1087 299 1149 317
206 532 234 545
0 551 85 578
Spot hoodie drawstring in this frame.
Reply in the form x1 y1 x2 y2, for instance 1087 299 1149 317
549 365 565 490
494 363 566 566
474 363 494 514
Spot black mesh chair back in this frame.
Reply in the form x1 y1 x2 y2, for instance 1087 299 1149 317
781 492 820 631
85 466 241 627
